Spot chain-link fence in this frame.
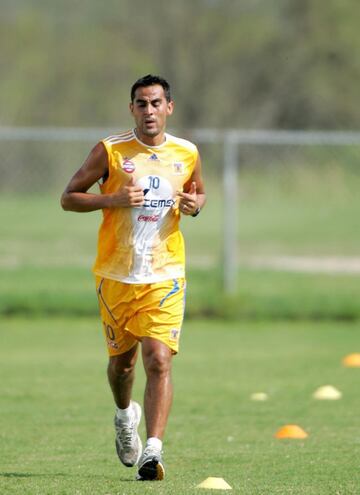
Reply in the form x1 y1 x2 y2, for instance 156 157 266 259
1 127 360 292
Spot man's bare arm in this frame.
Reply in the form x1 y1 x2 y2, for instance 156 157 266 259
61 142 144 212
177 154 206 216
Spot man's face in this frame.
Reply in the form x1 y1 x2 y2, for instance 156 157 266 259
130 84 174 141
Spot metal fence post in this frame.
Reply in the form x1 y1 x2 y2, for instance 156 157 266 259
223 131 238 294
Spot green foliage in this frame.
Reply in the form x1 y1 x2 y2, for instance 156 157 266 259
1 0 360 128
1 317 359 494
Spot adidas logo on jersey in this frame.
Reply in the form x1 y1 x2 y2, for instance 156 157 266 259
148 153 159 161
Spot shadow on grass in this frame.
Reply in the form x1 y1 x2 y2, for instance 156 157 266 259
0 471 138 482
0 472 67 478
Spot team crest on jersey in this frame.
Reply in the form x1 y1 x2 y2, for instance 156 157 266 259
173 162 185 175
107 340 119 350
122 158 135 173
169 328 180 341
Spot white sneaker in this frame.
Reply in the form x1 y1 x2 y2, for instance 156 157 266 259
136 445 165 481
114 401 142 467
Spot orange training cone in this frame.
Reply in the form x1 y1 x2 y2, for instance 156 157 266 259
342 353 360 367
275 424 308 439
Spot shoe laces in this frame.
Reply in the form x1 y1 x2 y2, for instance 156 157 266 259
116 419 136 449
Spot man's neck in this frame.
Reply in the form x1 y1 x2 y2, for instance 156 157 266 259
134 128 166 147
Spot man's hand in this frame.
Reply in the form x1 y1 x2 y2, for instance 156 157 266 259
109 175 145 208
177 181 199 216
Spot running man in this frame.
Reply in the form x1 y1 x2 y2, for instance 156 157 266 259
61 74 206 481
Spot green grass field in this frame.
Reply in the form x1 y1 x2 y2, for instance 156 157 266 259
1 162 359 493
1 265 360 321
1 317 359 494
1 181 360 320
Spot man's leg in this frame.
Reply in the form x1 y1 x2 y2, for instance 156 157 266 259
141 337 173 439
107 344 139 409
137 337 172 480
108 344 143 467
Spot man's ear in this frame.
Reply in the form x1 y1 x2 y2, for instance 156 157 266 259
167 100 174 116
129 102 134 115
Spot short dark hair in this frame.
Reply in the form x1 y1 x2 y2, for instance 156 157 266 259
131 74 172 103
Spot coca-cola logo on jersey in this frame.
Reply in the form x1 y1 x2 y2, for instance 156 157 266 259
137 214 160 222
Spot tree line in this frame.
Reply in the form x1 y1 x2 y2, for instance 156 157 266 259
1 0 359 130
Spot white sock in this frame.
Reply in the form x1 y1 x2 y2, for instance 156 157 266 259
116 403 134 423
146 437 162 451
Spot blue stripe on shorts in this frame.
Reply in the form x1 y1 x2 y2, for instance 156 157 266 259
159 279 180 307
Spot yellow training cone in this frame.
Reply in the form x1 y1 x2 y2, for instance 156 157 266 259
275 424 308 439
197 477 232 490
250 392 268 401
342 353 360 367
313 385 342 400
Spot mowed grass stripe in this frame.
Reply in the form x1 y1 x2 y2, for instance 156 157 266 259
1 265 360 320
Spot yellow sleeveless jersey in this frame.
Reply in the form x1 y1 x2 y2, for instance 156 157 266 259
92 129 198 284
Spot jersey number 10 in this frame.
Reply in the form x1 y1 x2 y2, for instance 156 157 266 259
148 176 160 190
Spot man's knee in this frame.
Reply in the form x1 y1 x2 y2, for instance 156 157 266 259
108 359 133 378
142 339 172 377
108 347 138 378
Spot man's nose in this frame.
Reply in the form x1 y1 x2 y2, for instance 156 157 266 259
144 103 153 115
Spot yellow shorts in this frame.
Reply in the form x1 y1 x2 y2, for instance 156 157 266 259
95 276 186 356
